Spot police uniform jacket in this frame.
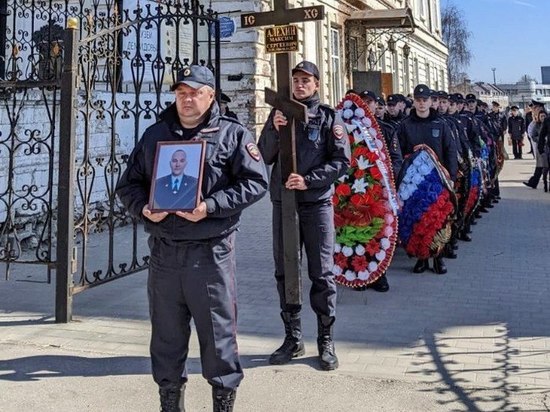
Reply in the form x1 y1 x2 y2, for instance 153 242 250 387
397 108 458 181
116 102 268 240
377 119 403 177
508 115 525 140
258 93 351 204
459 111 483 157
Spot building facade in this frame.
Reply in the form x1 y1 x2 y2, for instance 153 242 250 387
213 0 449 136
452 79 509 108
498 79 550 109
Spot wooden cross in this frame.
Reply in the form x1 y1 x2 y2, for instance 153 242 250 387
242 1 324 306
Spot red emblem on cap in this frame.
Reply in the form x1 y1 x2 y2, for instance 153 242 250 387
333 125 344 140
246 142 262 162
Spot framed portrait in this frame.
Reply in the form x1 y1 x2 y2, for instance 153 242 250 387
149 140 206 212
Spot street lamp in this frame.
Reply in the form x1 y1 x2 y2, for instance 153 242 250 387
403 43 410 58
491 67 496 85
387 36 396 53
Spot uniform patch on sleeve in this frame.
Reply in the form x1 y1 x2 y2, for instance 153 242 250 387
246 142 262 162
333 124 344 140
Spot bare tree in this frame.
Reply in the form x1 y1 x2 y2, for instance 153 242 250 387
442 2 472 87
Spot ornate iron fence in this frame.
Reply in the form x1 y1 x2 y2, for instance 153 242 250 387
0 0 221 321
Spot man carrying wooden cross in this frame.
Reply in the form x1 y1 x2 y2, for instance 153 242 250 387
258 61 350 371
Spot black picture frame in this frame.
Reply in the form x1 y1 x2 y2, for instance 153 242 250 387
148 140 206 212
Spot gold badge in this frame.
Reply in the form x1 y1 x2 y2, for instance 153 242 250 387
183 68 191 77
246 142 262 162
333 125 344 140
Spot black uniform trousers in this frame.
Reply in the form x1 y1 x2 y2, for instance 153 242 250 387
147 233 243 390
512 139 523 159
272 200 337 317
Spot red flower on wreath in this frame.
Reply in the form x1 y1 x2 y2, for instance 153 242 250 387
350 194 364 207
351 255 368 272
366 239 381 255
353 147 370 158
335 184 351 197
370 166 383 180
354 169 366 179
334 253 348 269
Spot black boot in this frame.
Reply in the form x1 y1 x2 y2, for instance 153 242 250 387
544 180 548 193
269 311 305 365
412 259 429 273
317 316 339 371
444 243 457 259
432 256 447 275
159 385 185 412
451 237 459 250
366 273 389 292
212 387 236 412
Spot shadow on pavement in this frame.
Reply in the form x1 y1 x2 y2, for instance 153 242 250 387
0 355 150 381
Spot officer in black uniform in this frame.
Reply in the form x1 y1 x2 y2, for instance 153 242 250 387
116 65 268 412
386 94 406 127
219 92 239 121
258 61 350 371
397 84 457 275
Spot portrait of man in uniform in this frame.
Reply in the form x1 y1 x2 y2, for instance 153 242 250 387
149 141 205 212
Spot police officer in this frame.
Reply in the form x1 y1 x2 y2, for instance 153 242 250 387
116 65 268 412
219 92 238 121
386 94 406 127
397 84 457 275
258 61 350 371
508 105 526 159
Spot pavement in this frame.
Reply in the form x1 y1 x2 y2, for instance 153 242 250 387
1 147 550 411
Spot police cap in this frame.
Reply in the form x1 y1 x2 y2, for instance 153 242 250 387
465 93 477 102
532 99 545 108
454 93 465 103
360 90 378 101
376 96 386 106
492 101 500 107
413 84 431 99
387 94 400 105
449 94 460 104
510 105 519 110
171 65 215 91
437 90 449 99
292 61 320 80
430 89 438 98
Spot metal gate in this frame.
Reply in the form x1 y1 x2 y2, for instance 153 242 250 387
0 0 221 322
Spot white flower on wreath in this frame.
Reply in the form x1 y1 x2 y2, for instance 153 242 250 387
344 270 356 282
352 178 368 194
342 246 354 257
343 100 353 109
358 270 369 280
357 156 374 170
332 265 343 276
334 243 342 253
353 130 365 143
355 244 366 256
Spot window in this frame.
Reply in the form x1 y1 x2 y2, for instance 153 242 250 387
418 0 426 20
414 58 419 85
330 27 342 106
403 54 410 94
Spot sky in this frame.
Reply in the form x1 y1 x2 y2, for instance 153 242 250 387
442 0 549 84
